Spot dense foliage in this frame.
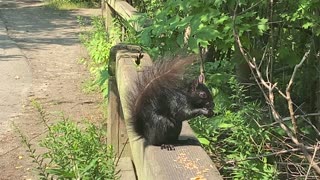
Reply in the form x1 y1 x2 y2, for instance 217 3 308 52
45 0 100 8
120 0 320 179
79 16 120 98
190 62 277 179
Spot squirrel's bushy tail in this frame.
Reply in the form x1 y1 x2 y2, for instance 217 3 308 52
127 56 195 137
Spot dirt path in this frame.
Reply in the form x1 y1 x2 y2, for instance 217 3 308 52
0 1 102 179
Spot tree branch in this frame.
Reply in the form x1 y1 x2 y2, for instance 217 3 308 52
232 3 320 175
226 146 320 164
286 50 311 136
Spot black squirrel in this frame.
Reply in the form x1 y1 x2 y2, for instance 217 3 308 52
127 56 214 149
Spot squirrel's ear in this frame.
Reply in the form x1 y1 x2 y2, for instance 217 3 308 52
191 74 205 91
191 78 199 92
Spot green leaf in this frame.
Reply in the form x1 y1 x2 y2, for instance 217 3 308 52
177 16 193 28
216 15 229 24
46 168 75 178
188 36 199 53
81 158 99 176
218 123 234 129
302 22 313 29
176 33 185 47
195 28 221 41
198 137 210 145
168 15 180 28
257 17 268 35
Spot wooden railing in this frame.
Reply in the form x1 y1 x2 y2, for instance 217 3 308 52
103 1 222 179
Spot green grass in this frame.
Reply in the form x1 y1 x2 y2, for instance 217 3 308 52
45 0 99 9
78 16 120 98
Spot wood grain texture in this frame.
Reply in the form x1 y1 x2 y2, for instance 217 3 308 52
104 0 142 31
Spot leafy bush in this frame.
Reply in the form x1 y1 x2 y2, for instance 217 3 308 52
79 16 120 98
16 101 117 179
41 118 116 179
131 0 268 59
190 61 277 179
46 0 100 9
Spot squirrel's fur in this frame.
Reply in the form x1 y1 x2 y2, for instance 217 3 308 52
127 56 214 146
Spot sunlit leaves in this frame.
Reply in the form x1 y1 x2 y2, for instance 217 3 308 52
302 22 313 29
79 17 120 98
134 0 237 55
257 17 268 35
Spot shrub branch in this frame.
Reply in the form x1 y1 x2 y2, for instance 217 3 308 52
233 2 320 175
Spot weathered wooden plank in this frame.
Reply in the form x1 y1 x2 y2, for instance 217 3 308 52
105 0 142 31
114 52 150 179
114 1 137 20
107 0 116 7
104 1 113 32
116 157 137 180
111 43 223 180
107 74 131 157
107 77 119 151
143 122 222 180
108 43 149 179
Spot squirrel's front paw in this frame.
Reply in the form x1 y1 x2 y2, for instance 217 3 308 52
202 108 214 118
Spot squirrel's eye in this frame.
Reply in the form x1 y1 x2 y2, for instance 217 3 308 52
199 91 207 98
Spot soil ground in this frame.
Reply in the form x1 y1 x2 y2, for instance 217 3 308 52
0 0 102 179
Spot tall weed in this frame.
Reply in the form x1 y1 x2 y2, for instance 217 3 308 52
45 0 99 9
16 101 117 179
79 16 120 98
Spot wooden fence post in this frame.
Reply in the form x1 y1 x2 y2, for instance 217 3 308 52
107 45 132 158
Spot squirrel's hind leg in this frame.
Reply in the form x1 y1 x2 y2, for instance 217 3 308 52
144 115 182 148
